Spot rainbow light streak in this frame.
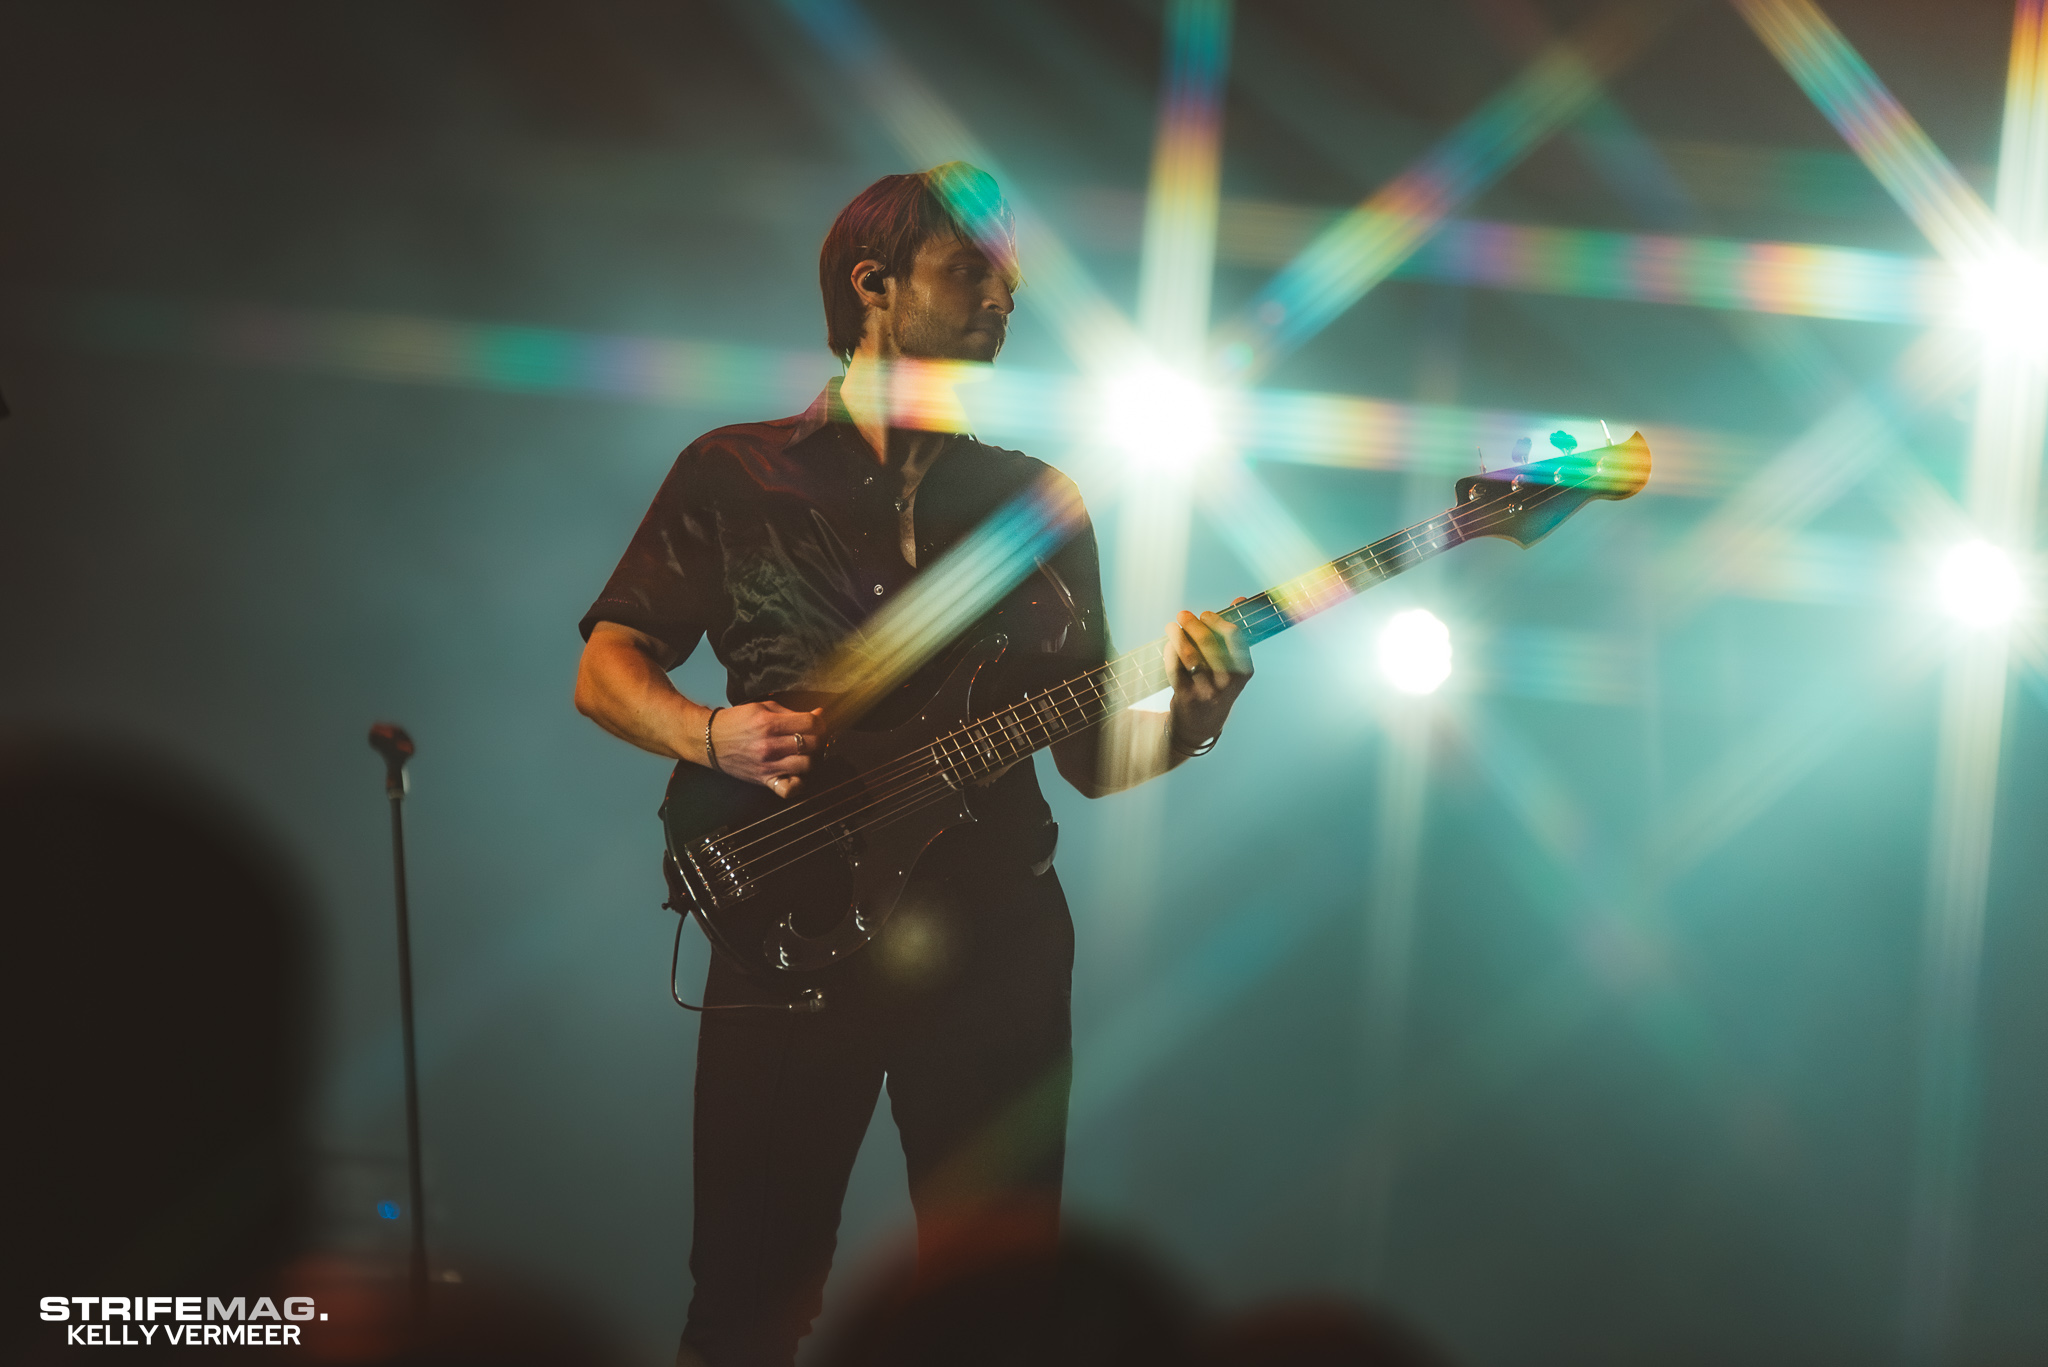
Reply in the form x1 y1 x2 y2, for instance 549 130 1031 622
923 163 1024 290
1903 632 2011 1366
1651 633 1943 880
1466 0 1700 234
1443 706 1590 867
1357 700 1430 1286
73 297 834 414
1864 456 1975 559
1268 562 1355 628
810 469 1087 726
1216 199 1951 323
1654 329 1976 616
1069 886 1333 1134
1397 219 1952 325
1708 531 1892 606
1226 388 1730 496
1563 95 1696 230
848 357 988 437
1732 0 2004 265
1208 155 1902 269
1194 458 1325 588
1999 0 2048 250
1138 0 1232 362
1218 10 1648 379
75 297 1759 504
1904 7 2048 1357
1969 0 2048 546
1088 2 1237 896
778 0 1140 373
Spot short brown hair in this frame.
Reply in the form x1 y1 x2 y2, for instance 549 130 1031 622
818 162 1019 361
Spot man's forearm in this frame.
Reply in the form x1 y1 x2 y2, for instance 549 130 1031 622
574 627 710 764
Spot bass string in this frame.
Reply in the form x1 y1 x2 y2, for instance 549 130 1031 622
708 485 1554 873
710 625 1164 859
739 490 1493 842
720 568 1244 863
705 665 1121 861
715 663 1138 875
711 485 1565 881
727 680 1128 886
705 496 1472 861
723 635 1196 880
728 516 1460 880
703 495 1457 861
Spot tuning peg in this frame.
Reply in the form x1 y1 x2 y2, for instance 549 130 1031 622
1549 429 1578 454
1475 446 1488 474
1599 419 1614 445
1510 437 1531 465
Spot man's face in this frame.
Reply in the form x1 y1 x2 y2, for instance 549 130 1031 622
886 233 1015 363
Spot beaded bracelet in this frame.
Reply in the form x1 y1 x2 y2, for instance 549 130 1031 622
704 706 724 773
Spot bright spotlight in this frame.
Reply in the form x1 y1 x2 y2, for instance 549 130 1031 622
1956 248 2048 356
1100 361 1217 469
1378 608 1452 695
1937 540 2022 627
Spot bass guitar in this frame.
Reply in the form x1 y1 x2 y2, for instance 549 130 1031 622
661 431 1652 975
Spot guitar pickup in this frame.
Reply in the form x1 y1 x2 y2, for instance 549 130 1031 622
689 835 753 904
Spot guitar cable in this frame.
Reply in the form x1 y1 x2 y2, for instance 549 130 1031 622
669 914 828 1014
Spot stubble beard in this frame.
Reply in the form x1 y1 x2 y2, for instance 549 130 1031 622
892 296 1005 364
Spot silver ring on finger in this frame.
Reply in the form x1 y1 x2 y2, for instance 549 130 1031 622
792 732 806 755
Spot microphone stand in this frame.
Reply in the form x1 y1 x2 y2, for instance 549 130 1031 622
368 723 428 1330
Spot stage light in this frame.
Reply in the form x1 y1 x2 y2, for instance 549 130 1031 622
1936 540 2022 627
1378 609 1453 695
1956 248 2048 357
1100 361 1218 469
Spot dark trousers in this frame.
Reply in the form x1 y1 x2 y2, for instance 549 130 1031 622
680 843 1075 1367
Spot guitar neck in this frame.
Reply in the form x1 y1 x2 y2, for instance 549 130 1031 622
933 506 1470 778
1221 505 1468 647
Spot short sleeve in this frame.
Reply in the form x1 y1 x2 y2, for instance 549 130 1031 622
578 449 722 670
1042 502 1113 668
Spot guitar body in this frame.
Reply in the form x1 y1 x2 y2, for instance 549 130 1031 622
660 634 1029 977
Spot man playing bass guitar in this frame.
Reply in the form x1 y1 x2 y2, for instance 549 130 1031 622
572 162 1252 1367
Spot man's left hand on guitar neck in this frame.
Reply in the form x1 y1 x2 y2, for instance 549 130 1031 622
1049 603 1252 797
1164 606 1253 757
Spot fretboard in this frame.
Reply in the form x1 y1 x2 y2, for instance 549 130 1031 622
916 505 1472 784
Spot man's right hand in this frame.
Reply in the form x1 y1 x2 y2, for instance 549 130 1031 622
710 701 824 798
574 623 824 798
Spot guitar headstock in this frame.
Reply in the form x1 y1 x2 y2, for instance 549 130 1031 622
1452 430 1652 548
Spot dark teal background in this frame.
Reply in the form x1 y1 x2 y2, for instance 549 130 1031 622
2 3 2042 1363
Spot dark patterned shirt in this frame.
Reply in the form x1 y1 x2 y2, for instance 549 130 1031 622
581 381 1112 853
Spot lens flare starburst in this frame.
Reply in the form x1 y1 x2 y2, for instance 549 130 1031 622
1099 361 1220 471
1955 247 2048 357
1936 540 2024 627
1377 609 1454 695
